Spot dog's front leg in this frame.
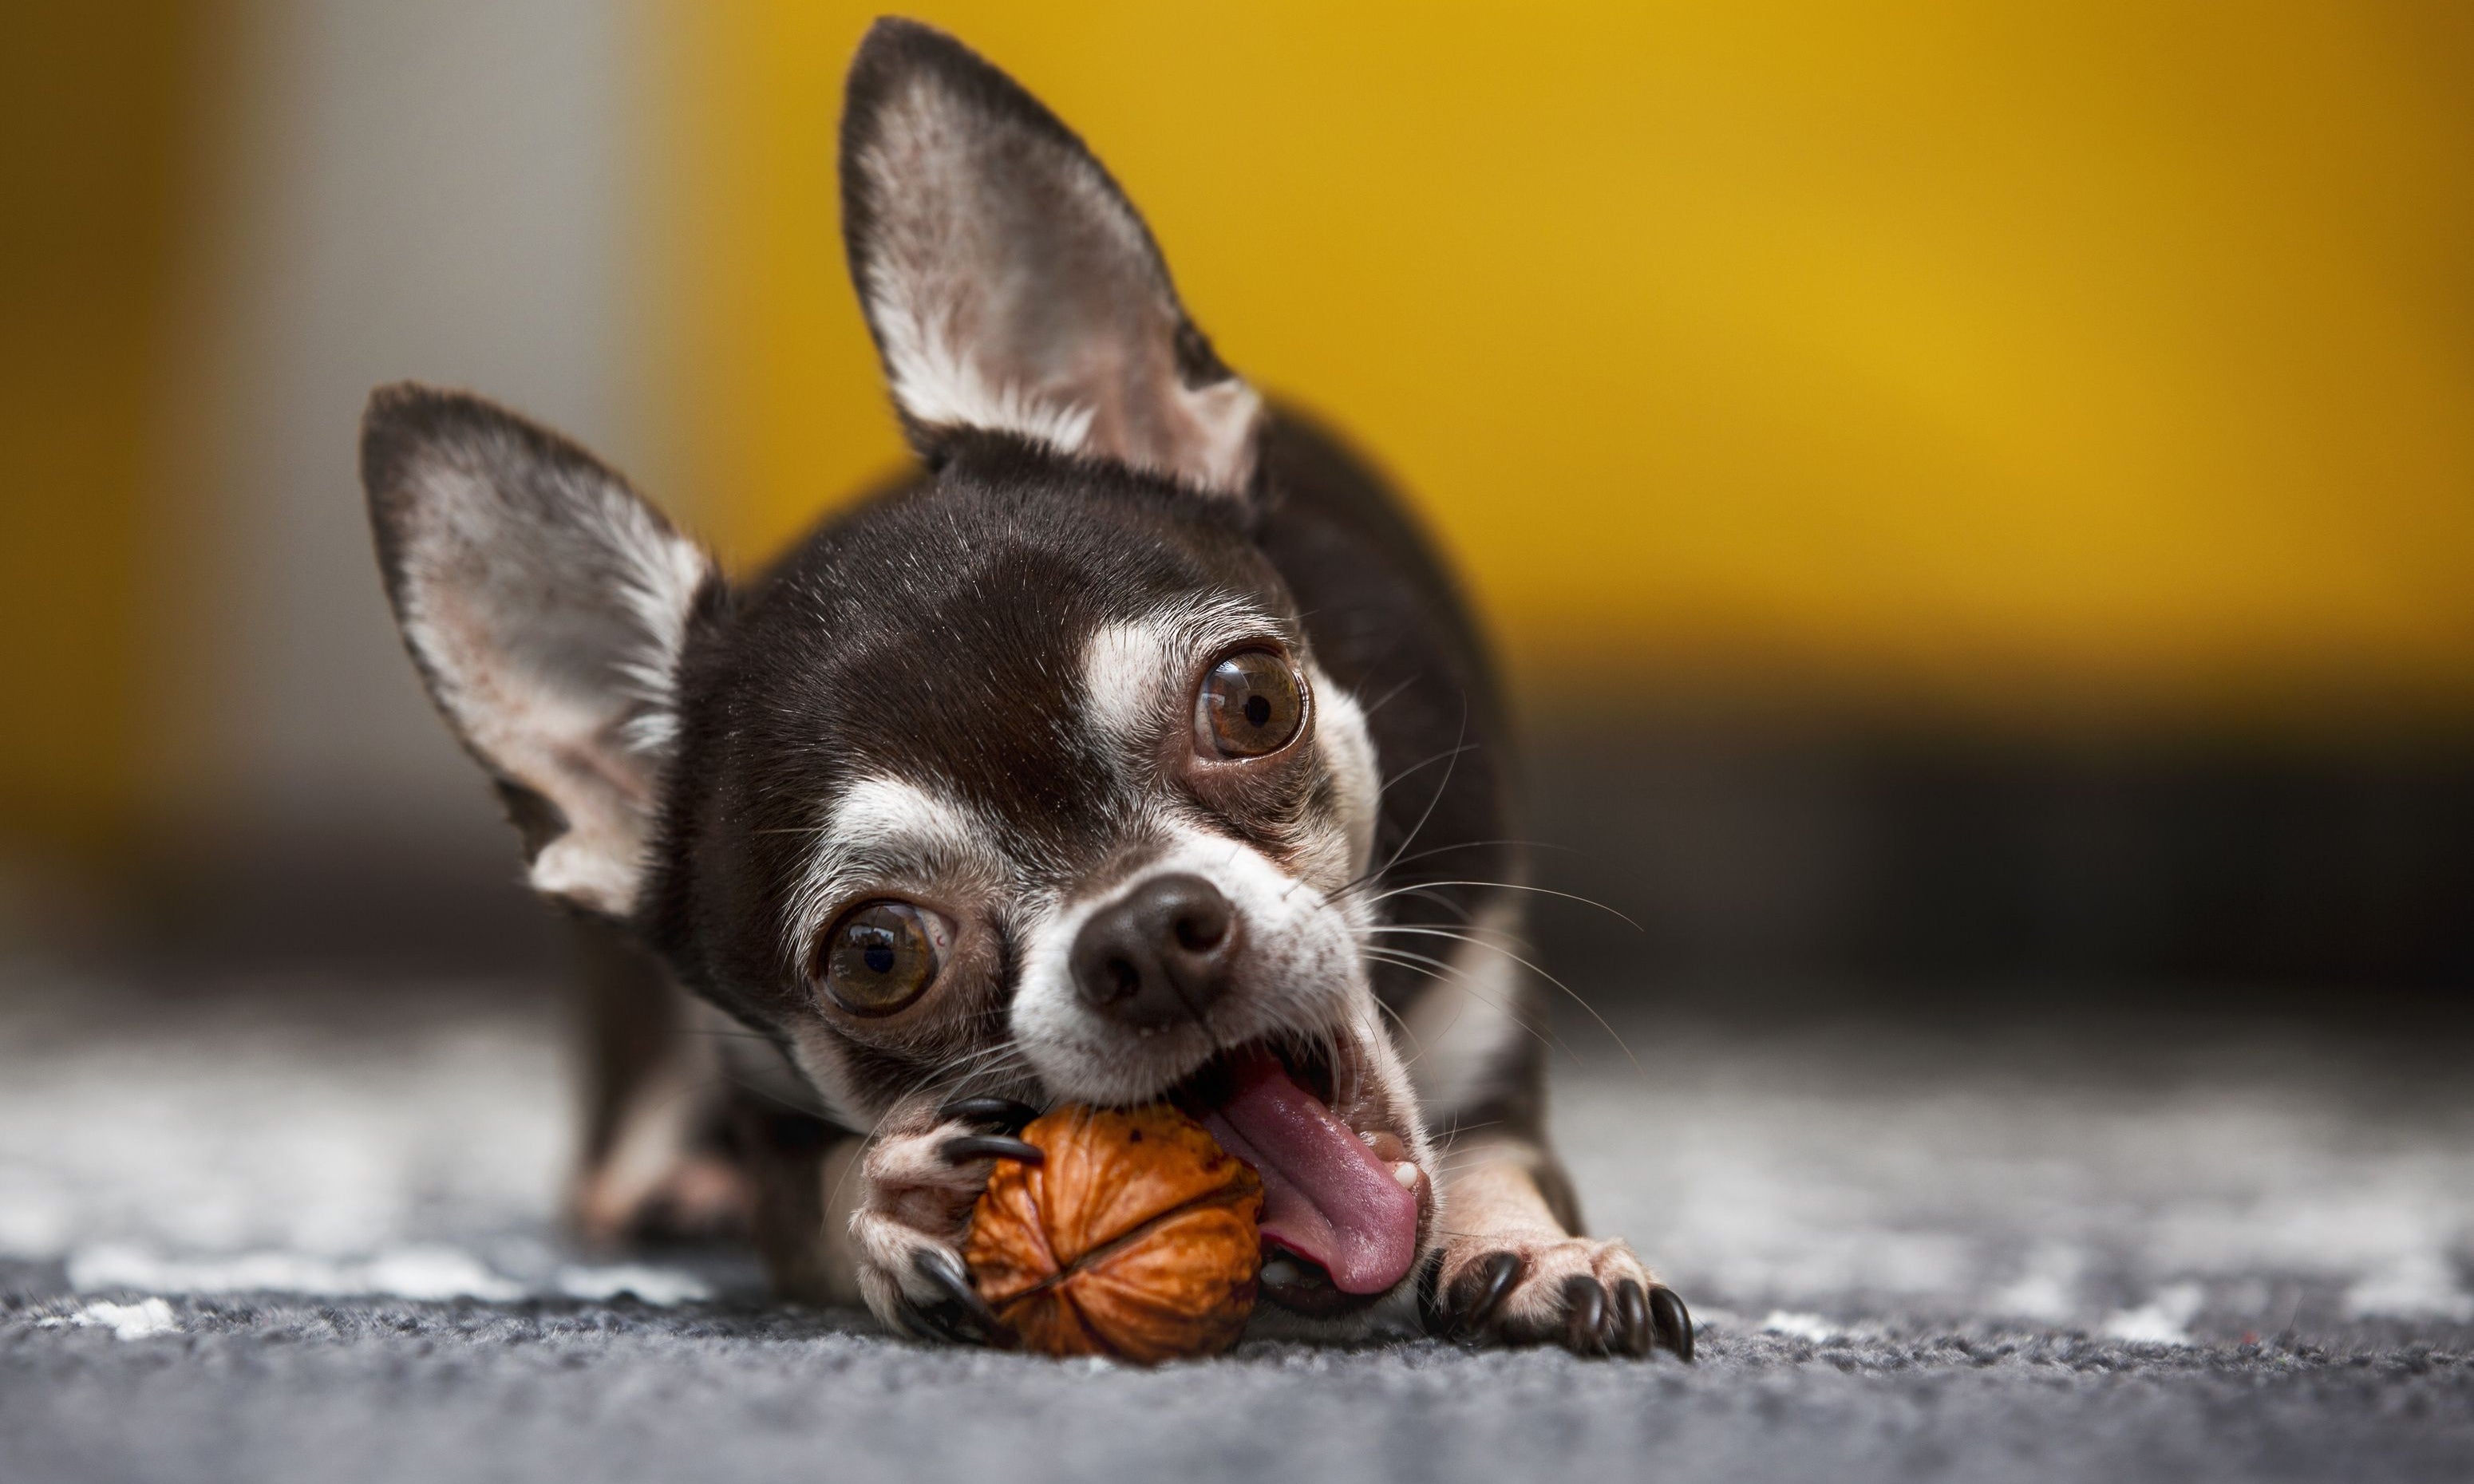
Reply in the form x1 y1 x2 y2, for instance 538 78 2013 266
800 1098 1042 1344
1427 1135 1693 1360
566 920 754 1245
1394 929 1694 1360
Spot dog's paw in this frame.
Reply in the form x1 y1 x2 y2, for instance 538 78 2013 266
849 1097 1043 1346
573 1150 754 1247
1427 1233 1693 1360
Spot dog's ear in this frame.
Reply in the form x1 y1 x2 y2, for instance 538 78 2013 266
840 18 1262 495
361 383 719 918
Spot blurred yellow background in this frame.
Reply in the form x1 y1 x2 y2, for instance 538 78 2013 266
655 2 2474 707
9 2 2474 862
4 5 208 852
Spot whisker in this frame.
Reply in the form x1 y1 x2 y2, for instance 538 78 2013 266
1366 703 1469 891
1361 884 1479 924
1423 1131 1514 1160
1327 836 1576 906
909 1037 1035 1103
1357 880 1642 932
1375 742 1480 803
1365 988 1437 1072
1368 926 1640 1078
1353 673 1421 722
1358 944 1573 1066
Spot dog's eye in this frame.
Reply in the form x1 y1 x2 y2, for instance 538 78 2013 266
1195 649 1304 759
816 901 943 1016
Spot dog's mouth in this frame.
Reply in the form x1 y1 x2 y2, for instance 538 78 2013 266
1170 1039 1425 1318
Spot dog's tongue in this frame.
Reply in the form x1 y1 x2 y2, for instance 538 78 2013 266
1196 1052 1418 1296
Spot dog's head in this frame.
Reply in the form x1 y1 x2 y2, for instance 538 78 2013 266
364 20 1431 1316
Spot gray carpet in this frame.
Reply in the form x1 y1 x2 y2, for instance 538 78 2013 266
5 961 2472 1482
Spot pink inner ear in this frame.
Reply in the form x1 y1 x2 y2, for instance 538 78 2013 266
366 383 711 923
846 30 1262 496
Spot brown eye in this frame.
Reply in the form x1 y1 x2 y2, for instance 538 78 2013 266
817 901 943 1016
1195 649 1305 759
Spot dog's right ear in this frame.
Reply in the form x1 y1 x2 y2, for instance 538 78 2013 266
361 383 720 919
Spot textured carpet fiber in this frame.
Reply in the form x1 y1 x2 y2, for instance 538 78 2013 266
4 963 2472 1482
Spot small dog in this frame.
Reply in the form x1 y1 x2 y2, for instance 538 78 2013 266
362 17 1687 1359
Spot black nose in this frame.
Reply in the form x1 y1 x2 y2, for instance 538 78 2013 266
1071 873 1237 1028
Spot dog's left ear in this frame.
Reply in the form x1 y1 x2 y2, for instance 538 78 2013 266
840 18 1263 495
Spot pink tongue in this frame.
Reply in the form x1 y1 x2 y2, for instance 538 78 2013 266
1197 1052 1418 1296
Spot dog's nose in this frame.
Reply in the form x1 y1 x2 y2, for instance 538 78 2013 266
1071 873 1236 1028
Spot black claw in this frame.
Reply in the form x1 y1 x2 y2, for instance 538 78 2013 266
907 1247 1000 1347
895 1293 970 1344
913 1247 998 1325
939 1135 1045 1166
937 1096 1040 1131
1562 1275 1609 1356
1648 1285 1694 1362
1615 1279 1652 1359
893 1278 978 1345
1448 1251 1526 1339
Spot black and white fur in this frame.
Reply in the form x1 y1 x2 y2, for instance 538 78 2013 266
362 18 1688 1359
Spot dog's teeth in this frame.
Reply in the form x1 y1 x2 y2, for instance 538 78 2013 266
1391 1162 1419 1190
1262 1257 1302 1286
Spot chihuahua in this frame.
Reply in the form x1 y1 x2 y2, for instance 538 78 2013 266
362 17 1687 1360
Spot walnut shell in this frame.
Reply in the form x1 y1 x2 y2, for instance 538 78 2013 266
964 1104 1263 1362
